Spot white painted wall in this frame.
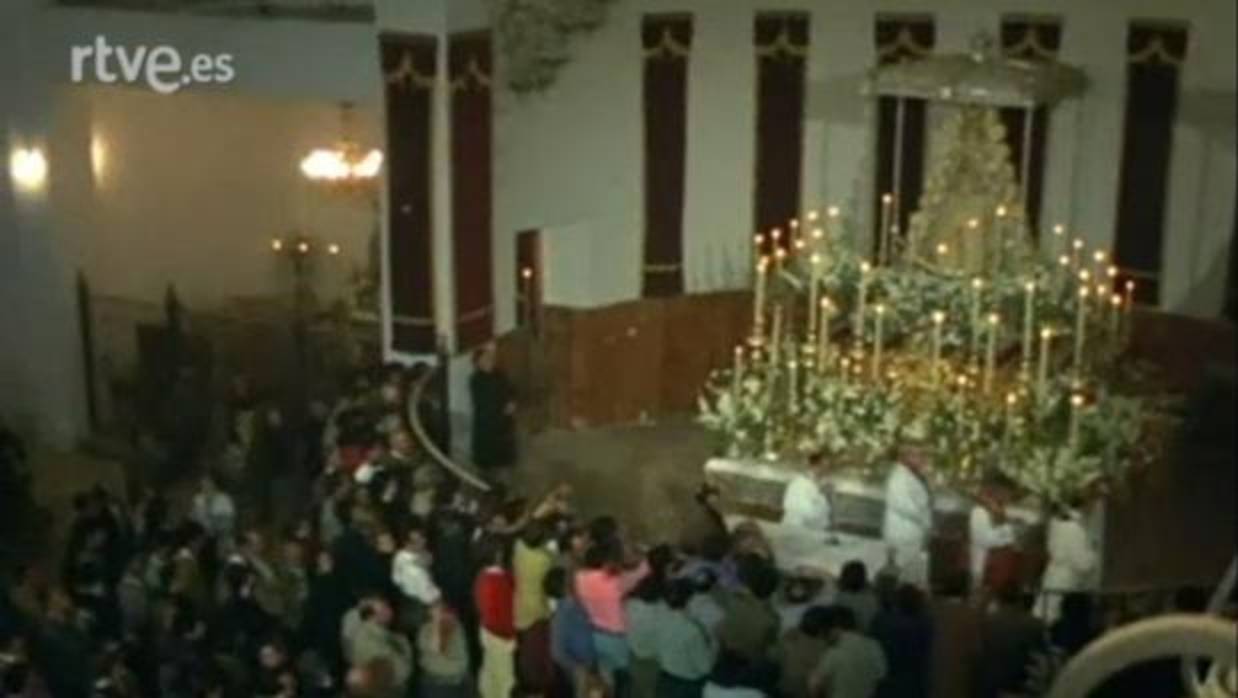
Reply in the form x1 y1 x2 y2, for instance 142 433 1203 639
2 2 388 445
78 87 381 307
491 0 1237 330
1 0 90 448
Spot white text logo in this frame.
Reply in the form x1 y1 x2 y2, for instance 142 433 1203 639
71 36 235 94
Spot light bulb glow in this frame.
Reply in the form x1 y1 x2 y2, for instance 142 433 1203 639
9 147 47 189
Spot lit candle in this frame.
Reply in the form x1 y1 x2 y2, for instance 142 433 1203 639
931 311 945 387
1073 286 1089 382
1051 223 1065 259
994 205 1008 274
983 313 1000 393
774 247 787 272
1123 280 1135 343
872 304 886 380
967 218 981 271
936 243 949 264
1071 238 1084 268
807 209 819 223
1109 294 1121 335
1004 392 1017 438
522 267 535 327
855 262 871 349
969 278 984 361
808 253 822 339
1068 393 1084 451
1021 280 1036 374
1036 327 1053 397
818 297 833 369
879 193 893 265
753 256 769 337
1093 250 1108 288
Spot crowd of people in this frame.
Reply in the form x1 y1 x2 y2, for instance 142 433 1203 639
0 360 1214 698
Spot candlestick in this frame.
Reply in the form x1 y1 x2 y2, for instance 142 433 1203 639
872 304 886 381
1073 286 1089 383
753 256 768 337
969 278 984 362
1092 250 1108 288
1068 393 1084 451
879 193 893 265
818 298 833 370
808 253 822 339
521 267 535 328
770 304 784 365
855 262 871 349
994 205 1008 275
1036 327 1053 398
1021 280 1036 376
1051 223 1065 260
983 313 1000 393
931 311 945 388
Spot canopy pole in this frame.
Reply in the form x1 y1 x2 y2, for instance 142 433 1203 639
1020 104 1035 214
891 96 907 238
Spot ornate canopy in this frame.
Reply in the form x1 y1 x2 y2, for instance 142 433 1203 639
864 33 1087 107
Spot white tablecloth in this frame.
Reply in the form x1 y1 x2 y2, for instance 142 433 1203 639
726 515 887 579
705 457 1040 524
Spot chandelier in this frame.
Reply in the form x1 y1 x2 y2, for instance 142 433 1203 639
300 102 383 185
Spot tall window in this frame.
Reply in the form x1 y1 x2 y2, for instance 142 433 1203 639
1113 21 1189 305
753 12 810 248
873 15 934 251
999 15 1062 235
641 14 693 297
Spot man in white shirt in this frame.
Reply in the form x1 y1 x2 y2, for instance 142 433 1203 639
881 445 933 587
1037 498 1098 621
392 527 441 607
782 456 833 532
968 478 1016 589
191 475 236 544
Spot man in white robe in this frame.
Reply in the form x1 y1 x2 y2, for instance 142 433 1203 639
881 446 933 587
1036 503 1098 621
781 468 832 532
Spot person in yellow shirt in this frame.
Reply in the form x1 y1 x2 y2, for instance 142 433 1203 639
514 519 557 693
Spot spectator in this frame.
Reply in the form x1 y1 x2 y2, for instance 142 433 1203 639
654 579 717 698
773 605 830 698
418 603 471 698
976 586 1045 698
871 584 932 698
715 555 780 666
808 605 888 698
475 540 517 698
835 561 880 633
